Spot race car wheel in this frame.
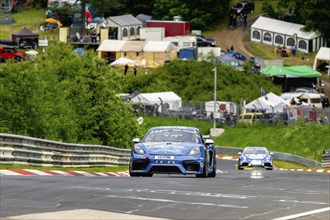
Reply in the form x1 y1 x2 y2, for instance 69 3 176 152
208 155 216 177
196 157 208 178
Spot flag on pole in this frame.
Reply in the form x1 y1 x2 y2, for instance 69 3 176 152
261 86 266 96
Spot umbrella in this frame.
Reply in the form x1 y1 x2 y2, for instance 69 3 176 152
110 57 135 66
45 18 62 27
91 17 103 24
74 48 86 56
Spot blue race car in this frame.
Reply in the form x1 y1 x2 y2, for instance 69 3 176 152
129 126 217 177
237 146 273 170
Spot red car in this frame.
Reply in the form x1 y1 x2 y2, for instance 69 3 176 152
0 48 26 62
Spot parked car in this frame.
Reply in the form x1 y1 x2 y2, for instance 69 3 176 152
231 1 255 15
0 48 26 62
238 146 273 170
129 126 217 177
225 51 247 61
238 112 263 125
218 54 245 71
196 36 216 47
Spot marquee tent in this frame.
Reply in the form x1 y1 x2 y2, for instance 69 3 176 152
130 91 182 111
11 27 39 48
262 65 321 78
244 92 290 113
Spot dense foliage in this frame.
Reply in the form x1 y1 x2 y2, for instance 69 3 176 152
123 60 282 103
0 43 143 148
47 0 229 30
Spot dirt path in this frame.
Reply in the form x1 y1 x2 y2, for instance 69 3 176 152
210 15 259 59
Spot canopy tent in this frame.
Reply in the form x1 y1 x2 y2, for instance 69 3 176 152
25 50 38 58
262 65 321 78
11 27 39 49
131 92 182 111
313 47 330 74
110 57 135 66
244 92 290 113
262 65 321 91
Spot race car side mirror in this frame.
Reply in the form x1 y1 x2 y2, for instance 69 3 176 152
132 138 140 143
270 152 273 155
238 152 242 155
205 139 214 145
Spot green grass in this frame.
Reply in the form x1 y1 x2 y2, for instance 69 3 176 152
0 8 59 45
273 160 308 169
215 120 330 162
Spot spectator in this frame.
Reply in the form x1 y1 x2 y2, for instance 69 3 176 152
292 44 297 56
243 13 248 27
124 64 129 75
133 65 137 76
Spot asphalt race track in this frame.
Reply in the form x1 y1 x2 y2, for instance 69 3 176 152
0 159 329 220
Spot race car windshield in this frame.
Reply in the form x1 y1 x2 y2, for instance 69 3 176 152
143 129 201 144
244 149 267 154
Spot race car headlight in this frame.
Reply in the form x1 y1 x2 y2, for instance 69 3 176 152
133 145 145 155
188 147 201 156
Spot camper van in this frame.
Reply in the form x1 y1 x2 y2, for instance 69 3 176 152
299 93 322 109
281 92 322 109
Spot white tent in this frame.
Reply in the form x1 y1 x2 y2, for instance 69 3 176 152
110 57 135 66
131 91 182 111
251 16 323 53
313 47 330 74
25 50 38 60
244 92 290 113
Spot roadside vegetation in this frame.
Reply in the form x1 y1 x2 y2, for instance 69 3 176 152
1 2 329 171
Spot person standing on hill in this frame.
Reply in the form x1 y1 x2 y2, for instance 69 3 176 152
133 65 137 76
124 64 129 76
243 13 248 27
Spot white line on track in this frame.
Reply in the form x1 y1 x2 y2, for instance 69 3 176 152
273 207 330 220
105 194 248 209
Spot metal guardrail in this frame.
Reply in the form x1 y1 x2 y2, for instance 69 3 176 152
0 133 131 167
0 134 325 168
216 146 323 168
322 150 330 168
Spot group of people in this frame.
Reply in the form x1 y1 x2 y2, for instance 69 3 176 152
229 12 247 27
124 64 137 76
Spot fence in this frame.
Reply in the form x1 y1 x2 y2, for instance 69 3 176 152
0 133 130 168
133 100 330 126
0 133 326 168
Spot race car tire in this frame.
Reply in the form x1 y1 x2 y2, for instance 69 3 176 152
196 157 208 178
208 155 216 177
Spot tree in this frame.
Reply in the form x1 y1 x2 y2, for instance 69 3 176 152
274 0 330 44
0 43 144 148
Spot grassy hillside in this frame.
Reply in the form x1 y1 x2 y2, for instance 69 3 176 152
0 9 58 41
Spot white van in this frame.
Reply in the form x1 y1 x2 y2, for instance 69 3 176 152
298 93 322 109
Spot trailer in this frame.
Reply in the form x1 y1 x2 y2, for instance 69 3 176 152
146 20 190 37
139 27 165 41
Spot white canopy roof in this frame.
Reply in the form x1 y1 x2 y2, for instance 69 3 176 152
97 40 125 52
313 47 330 70
245 92 290 113
131 91 182 110
252 16 321 40
143 41 177 52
